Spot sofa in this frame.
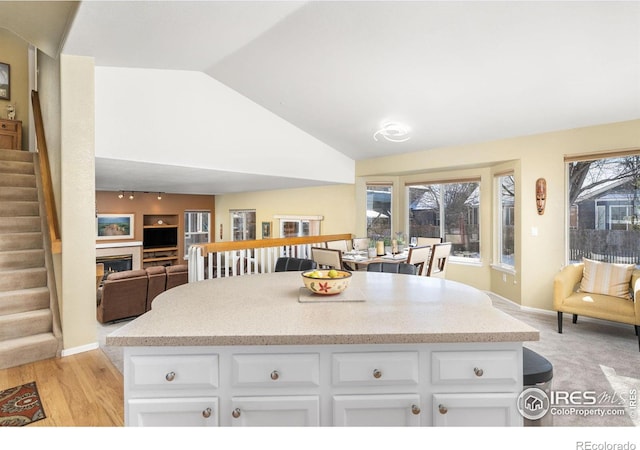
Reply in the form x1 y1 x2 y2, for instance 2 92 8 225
97 264 189 323
553 259 640 350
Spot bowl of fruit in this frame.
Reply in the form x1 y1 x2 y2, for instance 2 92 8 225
301 269 352 295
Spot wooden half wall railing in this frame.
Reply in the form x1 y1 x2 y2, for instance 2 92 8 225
31 90 61 254
188 233 353 281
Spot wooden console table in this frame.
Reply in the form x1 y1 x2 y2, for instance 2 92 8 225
0 119 22 150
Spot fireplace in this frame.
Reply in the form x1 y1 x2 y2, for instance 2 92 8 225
97 254 133 282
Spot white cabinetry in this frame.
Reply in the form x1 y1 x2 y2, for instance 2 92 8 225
430 349 523 427
123 343 523 427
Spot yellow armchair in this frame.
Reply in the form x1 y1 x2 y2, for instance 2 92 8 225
553 262 640 351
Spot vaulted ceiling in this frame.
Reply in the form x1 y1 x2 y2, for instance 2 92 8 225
3 1 640 194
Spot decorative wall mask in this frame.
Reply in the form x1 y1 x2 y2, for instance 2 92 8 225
536 178 547 215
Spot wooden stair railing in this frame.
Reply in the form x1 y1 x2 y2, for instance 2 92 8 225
188 233 354 281
31 90 61 253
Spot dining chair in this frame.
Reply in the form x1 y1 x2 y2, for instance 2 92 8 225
426 242 453 278
367 262 416 275
416 237 442 247
326 239 350 253
352 237 370 252
406 245 432 276
311 247 346 270
274 257 317 272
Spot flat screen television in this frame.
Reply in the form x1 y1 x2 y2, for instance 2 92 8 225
143 227 178 249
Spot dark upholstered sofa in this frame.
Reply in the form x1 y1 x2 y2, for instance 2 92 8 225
97 264 189 323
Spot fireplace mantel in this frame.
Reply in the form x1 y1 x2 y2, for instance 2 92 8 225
96 241 143 270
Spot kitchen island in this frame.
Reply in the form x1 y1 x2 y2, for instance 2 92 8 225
108 271 539 426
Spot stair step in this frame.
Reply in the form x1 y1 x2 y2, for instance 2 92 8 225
0 216 41 233
0 332 59 370
0 232 43 251
0 173 36 188
0 186 38 202
0 309 52 341
0 287 50 316
0 249 45 270
0 201 40 217
0 267 47 292
0 148 35 163
0 159 34 175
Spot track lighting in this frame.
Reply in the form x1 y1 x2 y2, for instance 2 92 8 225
157 193 162 200
129 192 135 200
118 191 124 199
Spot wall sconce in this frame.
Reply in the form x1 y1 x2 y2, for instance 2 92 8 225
536 178 546 215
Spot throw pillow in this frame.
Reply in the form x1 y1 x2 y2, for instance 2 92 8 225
579 258 635 300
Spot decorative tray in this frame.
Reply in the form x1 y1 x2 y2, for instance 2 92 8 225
298 287 366 303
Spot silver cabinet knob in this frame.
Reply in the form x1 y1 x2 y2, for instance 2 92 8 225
202 407 212 418
411 404 421 415
232 408 241 418
270 370 280 380
438 404 448 415
165 371 176 382
474 367 484 377
373 369 382 379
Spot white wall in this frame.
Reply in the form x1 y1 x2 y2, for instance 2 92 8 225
94 67 354 184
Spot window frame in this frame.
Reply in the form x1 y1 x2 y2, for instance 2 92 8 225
494 173 515 271
184 210 210 258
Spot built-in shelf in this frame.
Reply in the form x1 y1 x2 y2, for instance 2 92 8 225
143 214 179 268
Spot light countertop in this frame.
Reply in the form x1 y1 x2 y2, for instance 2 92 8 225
107 271 539 347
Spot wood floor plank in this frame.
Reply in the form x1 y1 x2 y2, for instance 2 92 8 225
0 349 123 426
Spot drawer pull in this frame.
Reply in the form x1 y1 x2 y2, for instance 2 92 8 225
202 407 212 418
270 370 280 381
165 371 176 382
1 124 5 129
372 369 382 379
232 408 241 418
473 367 484 377
411 404 421 415
438 404 448 415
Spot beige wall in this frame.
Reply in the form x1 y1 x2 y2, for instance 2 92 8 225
0 28 30 149
357 119 640 309
215 184 356 241
59 55 96 351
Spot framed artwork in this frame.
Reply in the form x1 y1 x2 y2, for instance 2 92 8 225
0 63 9 101
262 221 272 239
96 214 134 240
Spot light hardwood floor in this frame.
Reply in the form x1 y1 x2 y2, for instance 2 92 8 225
0 349 123 426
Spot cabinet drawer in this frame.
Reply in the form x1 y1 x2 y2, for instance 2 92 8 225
231 353 320 387
431 350 519 385
332 352 419 386
0 121 19 132
129 354 219 390
128 397 219 427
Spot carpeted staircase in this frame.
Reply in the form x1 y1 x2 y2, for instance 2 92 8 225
0 148 61 369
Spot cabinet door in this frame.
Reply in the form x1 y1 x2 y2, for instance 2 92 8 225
128 397 219 427
230 396 319 426
432 393 522 426
333 394 422 426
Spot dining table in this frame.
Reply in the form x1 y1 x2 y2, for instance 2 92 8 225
341 249 409 269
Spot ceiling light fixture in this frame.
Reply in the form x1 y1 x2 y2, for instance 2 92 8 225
118 191 124 199
129 192 135 200
373 121 411 143
157 193 162 200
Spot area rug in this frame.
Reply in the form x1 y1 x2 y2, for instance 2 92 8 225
0 381 46 426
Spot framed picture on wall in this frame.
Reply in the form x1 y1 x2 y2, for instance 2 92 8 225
96 214 134 240
0 62 9 101
262 221 272 239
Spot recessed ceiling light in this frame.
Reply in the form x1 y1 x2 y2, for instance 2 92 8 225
373 121 411 143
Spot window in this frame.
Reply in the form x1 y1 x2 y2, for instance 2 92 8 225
184 211 210 257
407 180 480 260
496 174 515 268
275 215 323 237
567 153 640 264
231 209 256 241
366 183 392 240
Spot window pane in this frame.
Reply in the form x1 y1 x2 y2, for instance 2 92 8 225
498 175 515 267
231 210 256 241
184 211 210 257
568 155 640 264
367 184 392 240
408 181 480 259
